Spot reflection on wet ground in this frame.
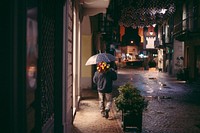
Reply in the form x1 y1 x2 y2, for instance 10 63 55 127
74 68 200 133
115 68 200 133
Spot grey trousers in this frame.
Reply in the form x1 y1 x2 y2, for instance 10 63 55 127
98 92 113 112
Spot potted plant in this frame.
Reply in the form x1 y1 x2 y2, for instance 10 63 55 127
114 83 148 132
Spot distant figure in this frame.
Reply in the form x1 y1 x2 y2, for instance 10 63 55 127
93 61 117 119
148 59 156 68
166 59 169 72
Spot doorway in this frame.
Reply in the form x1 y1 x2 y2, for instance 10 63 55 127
195 46 200 82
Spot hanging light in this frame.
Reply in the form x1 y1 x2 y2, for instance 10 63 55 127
152 24 156 27
149 25 154 35
160 9 167 14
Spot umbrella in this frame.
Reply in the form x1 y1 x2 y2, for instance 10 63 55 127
85 53 116 66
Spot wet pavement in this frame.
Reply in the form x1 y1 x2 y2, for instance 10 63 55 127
73 68 200 133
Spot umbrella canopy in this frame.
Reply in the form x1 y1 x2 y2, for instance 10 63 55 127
85 53 116 66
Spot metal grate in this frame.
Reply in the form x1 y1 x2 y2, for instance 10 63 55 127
40 1 56 127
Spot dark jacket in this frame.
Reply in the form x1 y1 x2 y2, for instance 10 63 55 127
93 68 117 93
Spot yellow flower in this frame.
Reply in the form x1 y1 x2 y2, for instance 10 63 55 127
97 61 110 72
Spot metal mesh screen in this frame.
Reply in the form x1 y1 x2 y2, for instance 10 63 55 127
40 2 56 126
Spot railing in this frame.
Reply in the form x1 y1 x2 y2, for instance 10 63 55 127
173 4 200 36
173 15 200 36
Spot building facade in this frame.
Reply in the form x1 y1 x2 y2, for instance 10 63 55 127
173 0 200 81
1 0 83 132
1 0 111 132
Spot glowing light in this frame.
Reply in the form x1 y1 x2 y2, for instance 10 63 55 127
160 9 167 14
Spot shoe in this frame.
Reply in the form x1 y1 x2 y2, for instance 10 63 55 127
101 111 106 117
105 109 109 119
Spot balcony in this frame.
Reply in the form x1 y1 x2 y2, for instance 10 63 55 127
173 11 200 41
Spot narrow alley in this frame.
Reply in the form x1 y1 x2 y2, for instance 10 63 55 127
73 68 200 133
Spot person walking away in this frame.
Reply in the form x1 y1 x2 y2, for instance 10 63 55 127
93 61 117 119
109 61 118 71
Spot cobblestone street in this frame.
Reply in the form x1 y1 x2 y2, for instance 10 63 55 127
73 68 200 133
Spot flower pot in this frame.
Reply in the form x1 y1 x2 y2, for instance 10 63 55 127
122 110 142 132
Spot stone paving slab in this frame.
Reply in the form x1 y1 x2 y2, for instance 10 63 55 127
73 68 200 133
72 89 123 133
